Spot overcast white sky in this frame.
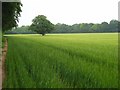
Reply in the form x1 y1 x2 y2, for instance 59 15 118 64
18 0 119 26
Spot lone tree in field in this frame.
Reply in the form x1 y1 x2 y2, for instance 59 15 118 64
2 2 22 32
29 15 54 36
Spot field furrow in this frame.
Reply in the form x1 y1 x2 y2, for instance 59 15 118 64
4 33 118 88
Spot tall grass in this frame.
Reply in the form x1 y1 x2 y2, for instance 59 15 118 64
4 33 118 88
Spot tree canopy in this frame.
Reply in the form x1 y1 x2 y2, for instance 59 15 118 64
6 20 119 34
5 26 36 34
52 20 119 33
29 15 54 36
2 2 22 32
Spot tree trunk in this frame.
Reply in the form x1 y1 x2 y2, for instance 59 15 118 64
41 33 45 36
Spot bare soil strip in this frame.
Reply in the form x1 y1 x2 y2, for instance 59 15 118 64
0 49 2 89
0 39 8 89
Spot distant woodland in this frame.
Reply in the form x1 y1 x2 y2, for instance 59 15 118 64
5 20 119 34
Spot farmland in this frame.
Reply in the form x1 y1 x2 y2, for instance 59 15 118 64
4 33 118 88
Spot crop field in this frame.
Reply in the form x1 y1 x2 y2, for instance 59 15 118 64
4 33 118 88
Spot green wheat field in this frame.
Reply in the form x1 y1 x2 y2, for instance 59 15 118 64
4 33 118 88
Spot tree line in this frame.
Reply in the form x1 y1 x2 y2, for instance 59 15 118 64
53 20 119 33
2 2 120 35
6 19 119 34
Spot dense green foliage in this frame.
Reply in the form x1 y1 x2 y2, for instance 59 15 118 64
29 15 54 36
4 33 118 88
53 20 119 33
6 20 119 34
5 26 36 34
2 2 22 32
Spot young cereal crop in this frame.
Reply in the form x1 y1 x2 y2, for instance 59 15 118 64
4 33 118 88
